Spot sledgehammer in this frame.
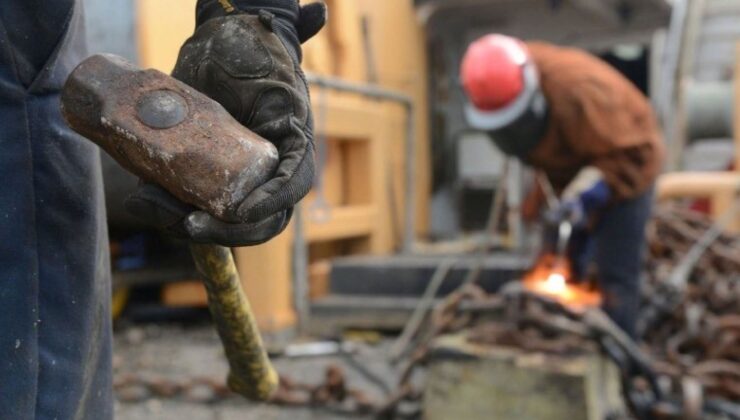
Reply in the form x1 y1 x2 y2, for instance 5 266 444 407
60 54 279 400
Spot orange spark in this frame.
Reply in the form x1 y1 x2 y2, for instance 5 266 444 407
523 254 602 310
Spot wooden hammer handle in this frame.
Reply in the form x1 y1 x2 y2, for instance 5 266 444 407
189 243 278 400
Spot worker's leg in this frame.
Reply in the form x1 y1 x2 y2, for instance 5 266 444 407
567 228 595 280
593 188 653 338
0 1 113 419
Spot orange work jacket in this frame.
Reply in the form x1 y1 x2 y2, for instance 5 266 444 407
524 42 665 201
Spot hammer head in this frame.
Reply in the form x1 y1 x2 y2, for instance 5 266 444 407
61 54 278 222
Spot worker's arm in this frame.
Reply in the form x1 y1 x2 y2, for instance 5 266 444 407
126 0 326 246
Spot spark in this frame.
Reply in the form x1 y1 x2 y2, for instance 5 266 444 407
542 272 567 294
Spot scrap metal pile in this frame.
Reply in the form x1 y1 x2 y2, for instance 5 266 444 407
639 204 740 407
382 202 740 419
113 204 739 419
385 283 738 420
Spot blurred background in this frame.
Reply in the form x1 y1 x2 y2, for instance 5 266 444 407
82 0 739 419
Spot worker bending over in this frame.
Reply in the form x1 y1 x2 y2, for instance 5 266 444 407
460 35 664 337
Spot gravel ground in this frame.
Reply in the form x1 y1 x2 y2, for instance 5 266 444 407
113 323 396 420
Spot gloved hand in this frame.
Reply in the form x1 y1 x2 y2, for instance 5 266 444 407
548 180 611 228
579 179 611 214
125 0 326 247
556 198 587 228
542 176 610 264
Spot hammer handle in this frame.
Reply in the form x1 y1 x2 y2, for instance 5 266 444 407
189 243 278 400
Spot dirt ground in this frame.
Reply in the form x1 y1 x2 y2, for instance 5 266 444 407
113 322 395 420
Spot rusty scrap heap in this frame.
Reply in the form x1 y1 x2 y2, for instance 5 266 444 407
640 204 740 405
382 203 740 419
113 204 739 419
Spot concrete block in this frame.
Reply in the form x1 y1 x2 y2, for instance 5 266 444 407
424 334 624 420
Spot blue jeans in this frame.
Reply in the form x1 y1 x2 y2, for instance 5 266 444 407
570 189 653 338
0 1 112 419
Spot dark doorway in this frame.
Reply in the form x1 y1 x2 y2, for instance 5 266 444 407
598 45 650 95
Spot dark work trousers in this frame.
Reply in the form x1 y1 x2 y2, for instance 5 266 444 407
570 188 654 338
0 1 112 419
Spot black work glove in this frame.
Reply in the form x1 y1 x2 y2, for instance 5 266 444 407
125 0 326 247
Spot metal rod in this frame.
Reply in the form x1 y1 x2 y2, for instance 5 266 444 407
291 203 310 334
389 258 456 361
505 158 524 249
306 74 413 105
537 171 559 210
305 74 417 253
657 0 690 170
460 159 509 286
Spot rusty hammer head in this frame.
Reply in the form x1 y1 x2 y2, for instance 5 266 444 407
61 54 278 222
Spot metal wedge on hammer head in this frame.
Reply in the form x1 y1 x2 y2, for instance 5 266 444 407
61 53 278 222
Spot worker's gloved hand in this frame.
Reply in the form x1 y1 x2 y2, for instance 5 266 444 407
125 0 326 246
542 181 609 279
555 198 587 228
548 180 611 228
126 183 290 246
558 167 612 227
579 179 611 214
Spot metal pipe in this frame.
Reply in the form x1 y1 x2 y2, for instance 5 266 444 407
306 73 413 110
685 82 734 141
656 171 740 232
305 74 418 253
657 172 740 200
505 158 524 249
657 0 688 170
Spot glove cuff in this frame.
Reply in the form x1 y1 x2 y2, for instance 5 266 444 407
196 0 298 25
195 0 302 61
232 0 299 23
196 0 234 26
579 180 611 213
